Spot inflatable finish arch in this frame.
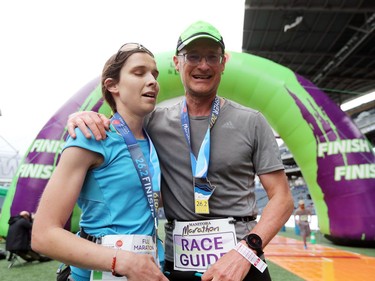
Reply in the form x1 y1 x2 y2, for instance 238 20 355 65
0 51 374 246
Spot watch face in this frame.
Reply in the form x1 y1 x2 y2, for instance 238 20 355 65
246 233 262 249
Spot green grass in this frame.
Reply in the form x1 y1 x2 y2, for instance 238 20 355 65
0 255 60 281
1 224 373 281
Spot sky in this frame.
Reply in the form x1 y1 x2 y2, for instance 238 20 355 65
0 0 245 155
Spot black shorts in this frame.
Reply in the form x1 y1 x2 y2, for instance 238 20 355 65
164 259 272 281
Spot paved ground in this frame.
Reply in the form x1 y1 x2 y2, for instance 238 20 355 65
265 235 375 281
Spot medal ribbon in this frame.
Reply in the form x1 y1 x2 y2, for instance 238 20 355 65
180 96 220 178
111 112 161 262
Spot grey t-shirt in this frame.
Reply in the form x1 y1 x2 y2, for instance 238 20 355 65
145 98 284 260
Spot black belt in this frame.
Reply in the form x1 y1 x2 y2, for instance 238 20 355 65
232 216 257 222
80 228 101 244
167 216 257 225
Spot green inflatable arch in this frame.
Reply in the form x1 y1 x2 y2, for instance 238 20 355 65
1 51 374 246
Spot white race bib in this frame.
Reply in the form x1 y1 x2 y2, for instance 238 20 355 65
173 218 236 272
300 215 308 222
90 234 155 281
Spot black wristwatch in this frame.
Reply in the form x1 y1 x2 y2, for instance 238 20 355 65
242 233 263 256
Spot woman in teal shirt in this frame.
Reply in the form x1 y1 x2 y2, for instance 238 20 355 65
32 43 167 281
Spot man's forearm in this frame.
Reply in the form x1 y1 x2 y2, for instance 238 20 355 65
250 192 294 247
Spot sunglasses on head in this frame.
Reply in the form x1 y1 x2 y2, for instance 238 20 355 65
115 43 153 61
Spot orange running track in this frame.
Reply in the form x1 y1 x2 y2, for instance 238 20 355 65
264 235 375 281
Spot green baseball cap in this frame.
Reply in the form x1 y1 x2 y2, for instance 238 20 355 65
176 21 225 54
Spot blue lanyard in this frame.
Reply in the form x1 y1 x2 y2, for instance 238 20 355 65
180 96 220 178
111 113 160 227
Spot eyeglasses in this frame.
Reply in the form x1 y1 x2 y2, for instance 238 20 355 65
115 43 153 61
178 53 224 66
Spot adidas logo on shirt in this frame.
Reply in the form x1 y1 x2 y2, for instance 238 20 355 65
222 121 235 129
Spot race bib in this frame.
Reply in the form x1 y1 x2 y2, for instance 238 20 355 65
300 215 308 222
90 235 155 281
173 218 236 272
